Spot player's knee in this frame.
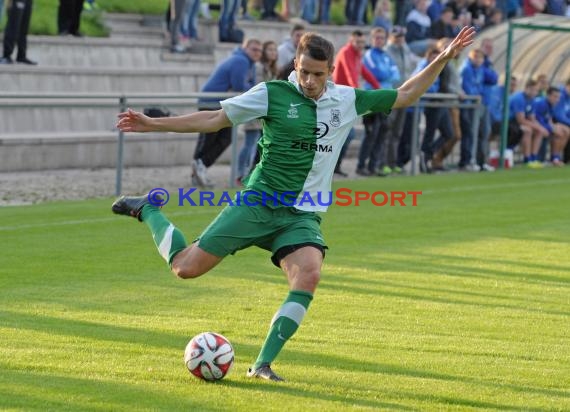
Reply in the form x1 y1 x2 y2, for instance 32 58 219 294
171 263 203 279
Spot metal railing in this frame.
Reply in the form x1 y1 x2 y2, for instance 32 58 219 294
1 91 482 194
1 92 238 195
408 93 482 176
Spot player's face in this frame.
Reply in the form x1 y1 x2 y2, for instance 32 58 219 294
295 54 333 100
547 91 561 105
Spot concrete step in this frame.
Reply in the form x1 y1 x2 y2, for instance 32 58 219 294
0 64 211 93
0 96 205 133
21 35 214 68
0 130 201 172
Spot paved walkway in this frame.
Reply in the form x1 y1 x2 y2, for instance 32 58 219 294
0 158 363 206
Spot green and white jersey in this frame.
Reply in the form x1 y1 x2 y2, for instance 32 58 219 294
220 72 397 212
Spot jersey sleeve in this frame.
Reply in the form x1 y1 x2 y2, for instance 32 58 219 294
354 88 398 116
220 82 269 125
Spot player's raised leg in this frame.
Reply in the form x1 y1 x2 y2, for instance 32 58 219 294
111 194 222 278
247 245 323 382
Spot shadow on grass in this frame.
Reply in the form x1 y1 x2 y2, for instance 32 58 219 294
0 366 205 411
280 348 569 408
0 310 186 350
221 379 413 410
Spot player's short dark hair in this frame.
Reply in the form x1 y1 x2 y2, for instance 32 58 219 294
525 79 538 88
296 32 335 67
547 86 560 95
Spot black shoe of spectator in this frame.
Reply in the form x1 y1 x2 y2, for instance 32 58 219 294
16 57 37 65
334 168 348 177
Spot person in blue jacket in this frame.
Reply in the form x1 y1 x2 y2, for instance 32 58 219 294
358 27 401 175
507 78 549 167
556 79 570 162
534 86 570 166
192 39 262 187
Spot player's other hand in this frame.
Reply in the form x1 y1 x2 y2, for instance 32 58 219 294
116 108 154 133
442 26 477 61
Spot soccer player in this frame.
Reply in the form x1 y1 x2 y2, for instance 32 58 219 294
112 27 476 382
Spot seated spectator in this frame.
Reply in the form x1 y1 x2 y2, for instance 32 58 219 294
507 79 550 168
553 78 570 162
484 8 504 30
534 86 570 166
405 0 434 56
523 0 546 16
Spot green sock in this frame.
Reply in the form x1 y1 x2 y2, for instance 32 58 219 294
253 290 313 370
140 205 187 266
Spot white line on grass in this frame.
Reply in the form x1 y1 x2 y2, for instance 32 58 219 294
1 177 566 231
420 177 567 195
0 210 217 231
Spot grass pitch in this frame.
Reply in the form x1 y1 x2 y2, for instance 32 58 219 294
1 167 569 411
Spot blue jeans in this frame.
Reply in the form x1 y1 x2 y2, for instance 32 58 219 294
318 0 331 23
182 0 201 39
422 107 453 160
219 0 239 40
301 0 316 22
237 129 261 177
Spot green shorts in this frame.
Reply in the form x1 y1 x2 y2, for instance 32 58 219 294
196 202 327 267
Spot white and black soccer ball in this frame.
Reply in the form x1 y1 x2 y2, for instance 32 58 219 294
184 332 234 381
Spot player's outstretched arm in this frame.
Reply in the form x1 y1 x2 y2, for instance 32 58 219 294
116 108 232 133
393 26 476 109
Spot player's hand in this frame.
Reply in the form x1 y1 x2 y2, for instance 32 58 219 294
441 26 476 61
116 108 154 132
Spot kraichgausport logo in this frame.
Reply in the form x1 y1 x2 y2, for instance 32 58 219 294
146 188 422 207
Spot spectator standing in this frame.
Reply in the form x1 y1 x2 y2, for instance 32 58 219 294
219 0 243 42
192 39 262 187
58 0 84 37
458 48 497 171
431 37 465 171
316 0 332 24
277 24 305 71
372 0 393 33
419 45 455 173
0 0 36 65
358 27 401 176
430 7 455 40
181 0 202 43
237 40 279 183
387 26 420 174
332 30 381 176
405 0 434 56
166 0 188 52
